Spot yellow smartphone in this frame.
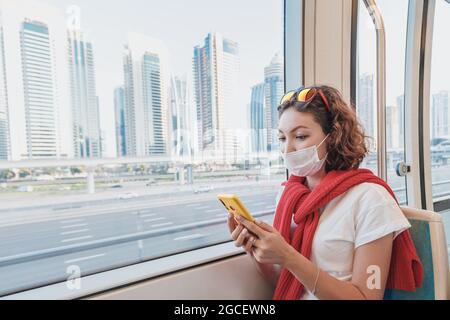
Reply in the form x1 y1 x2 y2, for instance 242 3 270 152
217 194 255 222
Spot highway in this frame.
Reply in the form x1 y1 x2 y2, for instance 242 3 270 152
0 183 280 296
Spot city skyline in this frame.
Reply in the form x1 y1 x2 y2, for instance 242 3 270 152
0 0 283 161
38 0 284 158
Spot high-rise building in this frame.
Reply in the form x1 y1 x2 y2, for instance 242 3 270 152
431 91 449 139
22 20 58 158
357 73 375 146
0 22 9 160
250 83 266 153
386 104 399 150
170 76 196 158
264 53 284 153
193 32 243 159
0 0 73 160
122 33 169 157
114 86 126 157
396 94 405 148
68 28 101 158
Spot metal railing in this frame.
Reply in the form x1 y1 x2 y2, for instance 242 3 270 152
362 0 387 181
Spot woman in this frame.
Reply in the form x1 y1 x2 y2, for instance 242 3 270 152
227 85 422 300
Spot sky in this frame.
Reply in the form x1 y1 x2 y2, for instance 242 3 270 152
38 0 284 157
430 1 450 93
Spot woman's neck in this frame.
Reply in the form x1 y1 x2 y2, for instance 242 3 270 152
305 169 327 191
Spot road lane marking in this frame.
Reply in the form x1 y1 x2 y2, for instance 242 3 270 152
65 253 105 264
139 209 156 213
206 209 221 213
144 217 166 223
150 222 173 228
61 235 93 243
60 228 89 236
193 206 210 210
60 223 88 229
216 213 228 217
140 213 157 218
174 233 209 241
59 218 85 224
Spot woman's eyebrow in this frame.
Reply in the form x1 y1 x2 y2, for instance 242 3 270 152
278 125 309 134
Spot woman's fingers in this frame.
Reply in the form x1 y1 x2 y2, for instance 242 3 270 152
227 212 237 234
235 215 267 239
230 224 243 241
243 236 255 253
235 227 249 247
228 213 255 253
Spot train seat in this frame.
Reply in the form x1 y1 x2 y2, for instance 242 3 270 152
384 207 450 300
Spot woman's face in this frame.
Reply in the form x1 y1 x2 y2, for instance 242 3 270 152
278 108 328 159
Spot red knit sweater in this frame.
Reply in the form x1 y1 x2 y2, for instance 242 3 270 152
272 168 423 300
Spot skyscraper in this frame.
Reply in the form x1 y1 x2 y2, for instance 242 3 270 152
0 23 9 160
250 83 266 153
193 32 243 158
264 53 284 153
396 94 405 148
67 28 101 158
386 104 399 150
431 91 449 139
122 33 169 157
114 86 126 157
357 73 375 146
170 76 196 158
0 0 73 160
22 20 58 158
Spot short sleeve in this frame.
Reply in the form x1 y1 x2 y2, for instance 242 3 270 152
354 202 411 248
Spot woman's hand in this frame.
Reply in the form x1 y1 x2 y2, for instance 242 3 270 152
227 212 256 254
227 212 282 287
234 215 297 266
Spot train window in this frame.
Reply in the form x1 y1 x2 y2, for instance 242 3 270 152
356 0 409 204
429 0 450 208
0 0 284 295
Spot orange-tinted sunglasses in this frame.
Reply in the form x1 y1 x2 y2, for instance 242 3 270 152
280 87 331 112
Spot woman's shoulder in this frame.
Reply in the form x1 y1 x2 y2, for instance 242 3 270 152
342 182 409 230
344 183 410 247
342 182 398 208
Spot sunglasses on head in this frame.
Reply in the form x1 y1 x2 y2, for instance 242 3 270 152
279 87 331 112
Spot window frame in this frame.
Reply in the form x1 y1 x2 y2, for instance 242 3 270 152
403 0 436 211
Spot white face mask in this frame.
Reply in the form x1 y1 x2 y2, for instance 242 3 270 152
281 134 329 177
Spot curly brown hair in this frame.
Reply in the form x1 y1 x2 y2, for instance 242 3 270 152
277 85 370 172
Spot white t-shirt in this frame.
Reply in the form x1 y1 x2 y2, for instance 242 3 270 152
274 182 411 300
